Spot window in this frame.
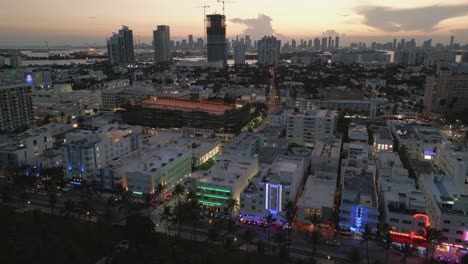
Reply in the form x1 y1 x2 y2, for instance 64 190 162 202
456 230 463 235
402 220 412 225
442 228 449 233
443 220 451 224
390 218 399 223
418 222 426 227
251 206 255 210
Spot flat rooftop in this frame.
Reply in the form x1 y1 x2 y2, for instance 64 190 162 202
297 171 337 209
312 138 341 159
138 97 234 114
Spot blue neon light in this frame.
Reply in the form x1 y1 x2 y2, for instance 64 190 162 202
70 181 82 185
424 150 436 156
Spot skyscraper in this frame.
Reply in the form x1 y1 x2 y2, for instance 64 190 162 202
393 38 397 49
188 34 194 49
118 26 135 63
234 36 245 65
321 37 327 50
258 36 281 65
335 36 340 49
313 38 321 50
107 25 135 64
153 25 171 64
450 36 454 48
206 14 227 64
328 36 332 49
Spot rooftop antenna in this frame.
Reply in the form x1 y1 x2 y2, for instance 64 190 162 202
195 4 210 60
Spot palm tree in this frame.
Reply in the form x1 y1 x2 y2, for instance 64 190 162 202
305 213 321 256
284 201 296 247
382 226 393 264
226 198 239 217
144 194 153 217
188 199 203 241
424 226 443 262
171 201 187 237
207 227 220 245
159 205 172 236
19 191 28 213
348 247 363 264
241 227 256 253
172 184 185 203
307 229 322 257
305 213 320 232
185 190 197 202
154 183 166 202
49 191 57 215
64 199 74 217
362 224 372 264
264 213 277 255
400 243 418 263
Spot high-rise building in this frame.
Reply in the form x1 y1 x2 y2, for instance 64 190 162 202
0 82 34 132
245 35 252 51
153 25 171 64
206 14 227 64
313 38 321 50
450 35 455 48
291 39 297 49
286 110 337 148
393 38 397 49
188 34 194 49
424 60 468 116
107 25 135 64
321 37 328 50
234 36 246 65
335 36 340 49
328 36 332 48
400 39 406 49
257 36 281 65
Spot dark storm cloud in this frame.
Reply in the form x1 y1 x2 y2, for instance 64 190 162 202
355 4 468 32
230 14 286 40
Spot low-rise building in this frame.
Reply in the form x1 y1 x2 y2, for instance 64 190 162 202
339 143 379 232
63 125 142 186
376 152 428 245
286 110 337 148
222 133 264 158
419 173 468 252
196 154 259 212
239 155 305 224
297 137 341 223
103 147 192 193
0 123 73 169
435 142 468 195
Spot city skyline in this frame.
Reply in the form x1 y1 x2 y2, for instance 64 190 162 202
2 0 468 46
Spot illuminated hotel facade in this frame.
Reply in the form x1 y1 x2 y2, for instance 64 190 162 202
63 125 141 188
238 155 305 224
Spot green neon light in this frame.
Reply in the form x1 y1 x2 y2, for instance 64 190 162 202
199 200 222 207
197 186 231 193
133 191 143 195
196 193 229 200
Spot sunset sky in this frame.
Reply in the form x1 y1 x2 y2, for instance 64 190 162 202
1 0 468 46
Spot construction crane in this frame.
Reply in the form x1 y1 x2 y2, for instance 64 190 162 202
216 0 235 16
195 4 210 60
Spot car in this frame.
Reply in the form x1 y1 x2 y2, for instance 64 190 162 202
326 240 341 247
